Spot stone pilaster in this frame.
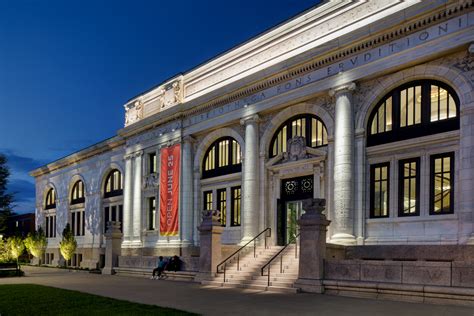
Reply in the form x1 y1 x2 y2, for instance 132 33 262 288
193 168 201 245
132 150 143 244
181 136 194 244
460 106 474 243
294 198 330 293
240 114 260 241
123 154 133 242
329 83 356 245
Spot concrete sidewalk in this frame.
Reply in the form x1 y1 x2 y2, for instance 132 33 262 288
0 266 472 316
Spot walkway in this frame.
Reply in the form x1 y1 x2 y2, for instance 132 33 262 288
1 266 472 316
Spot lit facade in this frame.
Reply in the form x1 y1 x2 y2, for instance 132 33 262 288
31 0 474 269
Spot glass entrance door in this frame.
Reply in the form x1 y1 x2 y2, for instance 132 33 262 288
285 201 304 244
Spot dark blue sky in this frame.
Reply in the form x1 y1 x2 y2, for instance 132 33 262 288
0 0 319 213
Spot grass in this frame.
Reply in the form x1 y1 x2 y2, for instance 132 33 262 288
0 284 197 315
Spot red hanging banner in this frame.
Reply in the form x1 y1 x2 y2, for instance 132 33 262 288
159 143 180 236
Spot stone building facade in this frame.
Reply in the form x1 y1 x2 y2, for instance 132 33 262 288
31 0 474 269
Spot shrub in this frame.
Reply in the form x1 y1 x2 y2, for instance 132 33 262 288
59 224 76 265
0 239 11 263
6 236 25 265
24 227 47 265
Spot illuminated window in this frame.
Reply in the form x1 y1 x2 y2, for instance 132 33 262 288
45 188 56 210
203 191 213 211
147 197 156 230
71 180 85 205
149 152 157 174
430 152 454 215
217 189 227 227
368 80 459 146
202 137 242 179
370 163 390 218
270 114 327 158
231 186 241 226
398 158 420 216
104 169 123 198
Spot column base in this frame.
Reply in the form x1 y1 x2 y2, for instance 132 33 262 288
294 278 324 293
330 233 357 246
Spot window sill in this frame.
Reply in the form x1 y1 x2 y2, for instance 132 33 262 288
366 213 458 224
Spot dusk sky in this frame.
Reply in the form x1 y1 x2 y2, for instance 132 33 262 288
0 0 319 213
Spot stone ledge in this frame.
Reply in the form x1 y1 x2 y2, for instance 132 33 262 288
323 280 474 306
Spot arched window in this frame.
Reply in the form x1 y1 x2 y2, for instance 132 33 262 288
269 114 328 158
367 80 459 146
45 188 56 210
104 169 123 198
202 137 242 179
71 180 85 205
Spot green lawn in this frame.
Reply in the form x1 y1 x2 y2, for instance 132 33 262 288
0 284 197 315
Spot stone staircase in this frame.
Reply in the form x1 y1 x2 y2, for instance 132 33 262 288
201 244 300 293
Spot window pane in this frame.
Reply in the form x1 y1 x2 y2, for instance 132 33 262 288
400 89 407 127
439 88 448 120
415 85 421 124
407 87 414 126
448 94 456 118
378 105 385 133
386 97 392 131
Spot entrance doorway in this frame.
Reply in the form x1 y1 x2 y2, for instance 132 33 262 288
277 175 313 245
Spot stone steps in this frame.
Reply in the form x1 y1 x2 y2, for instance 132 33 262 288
201 280 299 293
114 267 196 282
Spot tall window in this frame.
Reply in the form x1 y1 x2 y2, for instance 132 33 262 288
430 152 454 215
368 80 459 146
71 180 85 204
147 197 156 230
104 169 123 198
45 214 56 238
231 186 241 226
71 210 85 236
203 191 213 211
370 163 390 218
149 152 157 174
45 188 56 210
398 158 420 216
217 189 227 227
202 137 241 179
270 114 328 157
103 205 123 233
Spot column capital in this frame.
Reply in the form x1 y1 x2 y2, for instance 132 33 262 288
183 135 196 144
329 82 356 97
124 153 134 161
240 114 260 126
133 150 144 158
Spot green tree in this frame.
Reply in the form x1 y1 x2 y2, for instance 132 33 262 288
59 223 76 266
24 227 47 265
0 239 11 263
0 154 14 234
6 235 24 266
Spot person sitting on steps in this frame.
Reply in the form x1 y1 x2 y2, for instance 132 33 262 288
151 256 167 280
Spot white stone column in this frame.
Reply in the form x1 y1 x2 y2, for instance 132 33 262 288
193 168 201 245
123 154 133 242
240 114 260 241
329 83 356 245
132 150 143 244
181 136 194 244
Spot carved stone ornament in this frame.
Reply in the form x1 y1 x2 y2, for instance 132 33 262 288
159 79 183 109
143 173 159 189
201 209 221 223
302 198 326 215
453 54 474 73
124 99 143 127
283 136 308 162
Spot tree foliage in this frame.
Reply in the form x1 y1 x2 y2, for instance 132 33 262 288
24 227 47 263
0 154 14 234
0 239 11 263
59 223 77 263
6 236 25 264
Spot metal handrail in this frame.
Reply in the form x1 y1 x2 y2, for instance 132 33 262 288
261 233 300 287
216 228 271 282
